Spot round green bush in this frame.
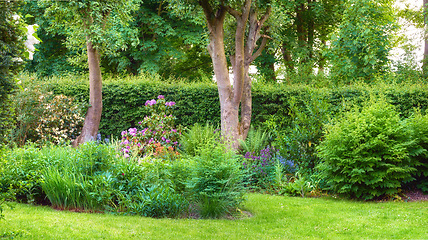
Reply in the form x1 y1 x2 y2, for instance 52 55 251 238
317 97 417 200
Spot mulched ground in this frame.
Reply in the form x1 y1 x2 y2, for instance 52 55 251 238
404 190 428 202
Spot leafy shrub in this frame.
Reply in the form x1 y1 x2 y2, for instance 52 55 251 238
74 141 117 176
280 172 316 197
8 86 46 146
179 123 220 157
107 157 188 217
126 183 188 218
408 110 428 193
8 83 85 146
35 94 85 145
277 93 333 176
317 97 417 200
119 95 183 159
188 143 245 218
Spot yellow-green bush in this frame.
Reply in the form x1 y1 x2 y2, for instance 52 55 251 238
317 97 417 200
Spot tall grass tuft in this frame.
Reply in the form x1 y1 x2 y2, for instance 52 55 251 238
41 166 94 210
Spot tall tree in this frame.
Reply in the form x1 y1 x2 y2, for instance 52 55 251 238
42 0 136 146
103 0 213 80
328 0 396 83
0 0 27 143
278 0 344 75
168 0 271 148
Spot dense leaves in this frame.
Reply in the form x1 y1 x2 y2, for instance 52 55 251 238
317 97 417 200
0 1 27 143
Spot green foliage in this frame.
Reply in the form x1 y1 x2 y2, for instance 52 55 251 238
39 74 428 141
0 0 27 143
41 167 94 210
188 143 245 218
0 144 74 204
126 183 188 218
407 109 428 193
280 172 316 197
179 123 220 157
317 96 417 200
328 0 396 83
8 81 85 146
239 127 271 155
264 92 333 176
242 147 278 190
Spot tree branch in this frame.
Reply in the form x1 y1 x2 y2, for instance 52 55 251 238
224 5 240 19
259 6 271 27
250 36 269 63
199 0 215 30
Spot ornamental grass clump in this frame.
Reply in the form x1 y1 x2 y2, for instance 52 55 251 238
119 95 184 160
317 96 417 200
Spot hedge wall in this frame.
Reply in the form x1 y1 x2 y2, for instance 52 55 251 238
45 76 428 139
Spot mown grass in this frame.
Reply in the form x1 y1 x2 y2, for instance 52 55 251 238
1 193 427 239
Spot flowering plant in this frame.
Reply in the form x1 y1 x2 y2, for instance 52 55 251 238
35 94 85 145
120 95 183 160
242 146 279 189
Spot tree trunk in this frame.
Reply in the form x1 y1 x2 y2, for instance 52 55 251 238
73 39 103 147
282 43 295 72
200 1 270 149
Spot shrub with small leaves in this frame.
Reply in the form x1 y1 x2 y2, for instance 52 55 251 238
317 97 417 200
35 94 85 145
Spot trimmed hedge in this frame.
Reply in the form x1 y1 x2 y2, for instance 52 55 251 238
44 75 428 139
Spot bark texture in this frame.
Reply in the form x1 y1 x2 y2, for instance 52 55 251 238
200 1 270 149
72 39 103 147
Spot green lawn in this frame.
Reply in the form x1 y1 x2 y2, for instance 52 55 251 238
1 194 427 239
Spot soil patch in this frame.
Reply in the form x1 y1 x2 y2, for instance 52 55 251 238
404 190 428 202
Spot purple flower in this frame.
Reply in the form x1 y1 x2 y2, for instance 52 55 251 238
166 139 170 144
121 131 127 136
158 95 165 99
122 140 129 145
124 153 130 158
165 101 176 107
145 99 157 106
128 128 138 136
162 136 166 141
171 129 177 133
